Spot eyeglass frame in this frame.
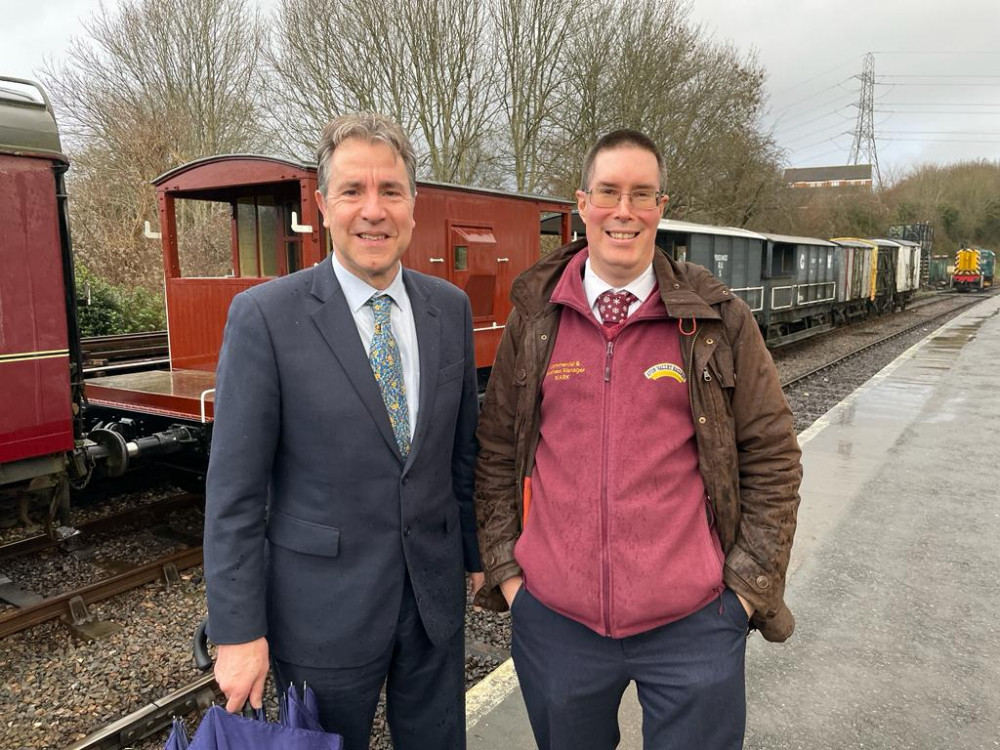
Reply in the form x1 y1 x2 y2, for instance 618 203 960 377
584 187 667 210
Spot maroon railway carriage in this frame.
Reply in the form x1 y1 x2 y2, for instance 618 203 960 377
85 155 573 448
0 78 205 521
0 78 83 522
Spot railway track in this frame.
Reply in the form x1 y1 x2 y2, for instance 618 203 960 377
81 330 168 375
0 493 203 637
780 291 994 389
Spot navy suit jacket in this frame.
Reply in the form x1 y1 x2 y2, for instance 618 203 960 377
203 261 481 668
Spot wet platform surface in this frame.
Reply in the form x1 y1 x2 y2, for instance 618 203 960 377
467 294 1000 749
85 369 216 421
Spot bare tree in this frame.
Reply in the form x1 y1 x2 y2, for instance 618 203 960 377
41 0 267 288
544 0 781 227
267 0 499 185
490 0 575 192
265 0 415 160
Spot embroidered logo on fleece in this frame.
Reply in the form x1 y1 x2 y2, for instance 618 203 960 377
643 362 686 383
546 360 586 381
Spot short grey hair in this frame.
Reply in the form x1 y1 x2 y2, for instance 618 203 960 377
316 113 417 197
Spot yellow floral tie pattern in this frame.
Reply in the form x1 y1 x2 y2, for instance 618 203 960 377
368 295 410 457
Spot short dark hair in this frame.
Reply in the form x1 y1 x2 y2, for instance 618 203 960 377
316 112 417 197
580 129 668 192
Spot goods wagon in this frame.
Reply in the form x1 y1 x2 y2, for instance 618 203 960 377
654 219 765 312
829 238 876 323
928 255 951 288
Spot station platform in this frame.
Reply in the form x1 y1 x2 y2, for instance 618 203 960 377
466 293 1000 749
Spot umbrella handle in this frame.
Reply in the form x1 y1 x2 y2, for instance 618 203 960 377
193 617 213 672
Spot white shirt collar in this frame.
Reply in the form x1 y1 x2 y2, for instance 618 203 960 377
583 257 656 312
330 252 407 313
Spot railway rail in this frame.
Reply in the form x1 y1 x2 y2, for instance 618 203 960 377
81 331 169 375
0 492 203 638
0 492 201 562
0 545 203 639
780 291 994 389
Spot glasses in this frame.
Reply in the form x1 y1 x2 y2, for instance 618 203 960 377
586 187 664 210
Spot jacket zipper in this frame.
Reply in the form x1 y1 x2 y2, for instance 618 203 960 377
601 337 614 635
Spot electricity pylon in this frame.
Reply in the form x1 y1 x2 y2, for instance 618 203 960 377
848 52 881 187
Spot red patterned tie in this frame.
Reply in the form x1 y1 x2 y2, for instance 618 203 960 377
596 289 638 328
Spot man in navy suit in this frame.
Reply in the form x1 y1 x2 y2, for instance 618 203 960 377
203 113 484 749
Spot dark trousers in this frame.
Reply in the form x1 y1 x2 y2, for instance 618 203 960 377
511 586 748 750
272 577 466 750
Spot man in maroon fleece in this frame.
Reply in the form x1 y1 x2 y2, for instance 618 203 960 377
474 130 802 749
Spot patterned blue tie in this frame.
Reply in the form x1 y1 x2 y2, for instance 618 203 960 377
368 295 410 457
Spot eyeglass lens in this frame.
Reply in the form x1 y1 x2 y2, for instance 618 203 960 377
589 188 659 209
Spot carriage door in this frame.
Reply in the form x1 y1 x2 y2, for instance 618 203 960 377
450 223 498 325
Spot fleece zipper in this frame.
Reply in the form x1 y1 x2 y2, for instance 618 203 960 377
600 336 614 635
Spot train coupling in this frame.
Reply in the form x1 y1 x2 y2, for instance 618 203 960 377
83 424 202 477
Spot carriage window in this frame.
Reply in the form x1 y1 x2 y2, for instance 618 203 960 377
235 196 280 277
454 245 468 271
257 197 279 277
287 242 301 273
174 198 232 277
237 198 257 276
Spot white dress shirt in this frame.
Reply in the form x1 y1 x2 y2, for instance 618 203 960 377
330 252 420 438
583 258 657 323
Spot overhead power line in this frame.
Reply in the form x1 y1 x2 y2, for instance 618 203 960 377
769 77 857 119
880 130 1000 135
875 109 1000 114
877 74 1000 79
875 82 1000 87
769 55 865 98
877 137 1000 143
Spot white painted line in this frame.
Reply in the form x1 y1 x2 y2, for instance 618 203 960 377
466 657 518 729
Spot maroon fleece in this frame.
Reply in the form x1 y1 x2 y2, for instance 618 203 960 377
515 250 725 638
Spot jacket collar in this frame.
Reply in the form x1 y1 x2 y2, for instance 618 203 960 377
510 239 731 321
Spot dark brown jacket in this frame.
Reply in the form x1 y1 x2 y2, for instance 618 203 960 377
473 240 803 642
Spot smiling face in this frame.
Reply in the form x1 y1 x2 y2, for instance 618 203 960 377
314 137 416 290
576 145 668 287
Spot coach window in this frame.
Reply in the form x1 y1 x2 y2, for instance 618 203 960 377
283 199 303 273
454 245 468 271
237 198 257 276
257 197 279 277
173 198 232 277
236 196 280 277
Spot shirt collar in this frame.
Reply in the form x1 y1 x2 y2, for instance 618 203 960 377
583 257 656 310
330 251 406 313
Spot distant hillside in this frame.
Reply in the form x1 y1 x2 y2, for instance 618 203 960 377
748 159 1000 256
882 160 1000 256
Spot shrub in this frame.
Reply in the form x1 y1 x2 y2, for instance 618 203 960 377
75 264 166 336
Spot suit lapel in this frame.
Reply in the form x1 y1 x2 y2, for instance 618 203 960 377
404 270 440 467
309 263 402 459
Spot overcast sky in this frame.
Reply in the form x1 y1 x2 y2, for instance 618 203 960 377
3 0 999 178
